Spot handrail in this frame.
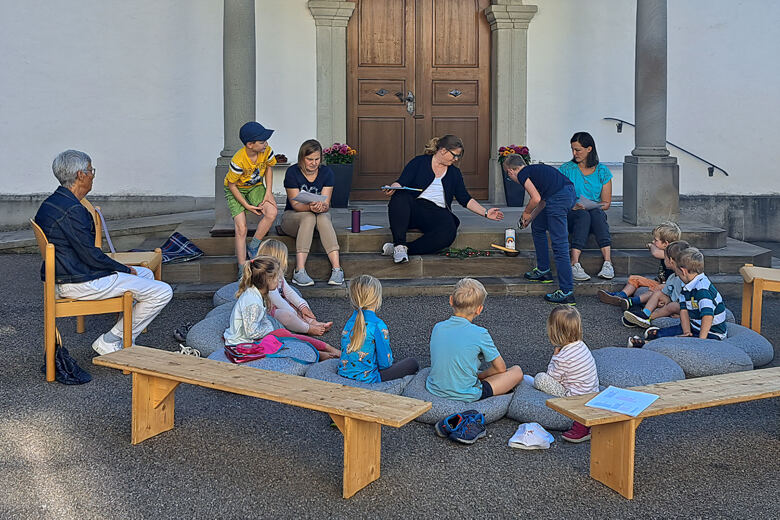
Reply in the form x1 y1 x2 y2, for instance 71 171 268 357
603 117 728 176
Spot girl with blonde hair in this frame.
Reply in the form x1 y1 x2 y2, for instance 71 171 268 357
338 275 418 383
257 239 333 335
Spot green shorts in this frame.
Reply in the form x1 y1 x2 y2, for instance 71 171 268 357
224 184 266 218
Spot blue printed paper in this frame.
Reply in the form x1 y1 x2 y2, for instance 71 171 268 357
584 386 659 417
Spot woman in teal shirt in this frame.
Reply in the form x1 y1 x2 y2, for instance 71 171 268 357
558 132 614 281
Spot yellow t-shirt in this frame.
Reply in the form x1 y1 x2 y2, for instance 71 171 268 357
224 146 277 188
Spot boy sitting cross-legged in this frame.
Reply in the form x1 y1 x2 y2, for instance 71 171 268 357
598 221 681 326
622 240 689 328
629 247 729 347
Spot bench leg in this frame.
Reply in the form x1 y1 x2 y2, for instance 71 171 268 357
131 373 179 445
741 280 752 328
751 280 764 334
329 414 381 499
590 418 642 499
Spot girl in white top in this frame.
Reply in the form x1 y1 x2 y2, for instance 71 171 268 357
223 255 340 358
256 239 333 336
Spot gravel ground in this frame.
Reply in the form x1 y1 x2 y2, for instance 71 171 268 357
1 254 778 519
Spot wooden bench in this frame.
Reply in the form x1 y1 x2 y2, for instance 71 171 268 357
93 346 431 498
546 367 780 499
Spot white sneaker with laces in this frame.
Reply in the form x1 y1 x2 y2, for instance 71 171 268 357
597 261 615 279
571 262 591 281
92 334 123 356
381 242 394 256
179 344 201 357
393 244 409 263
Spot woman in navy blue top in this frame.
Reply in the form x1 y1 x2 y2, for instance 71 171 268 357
504 154 577 304
382 135 504 263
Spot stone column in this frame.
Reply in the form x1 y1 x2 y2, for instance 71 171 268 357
623 0 679 225
308 1 356 148
212 0 257 236
484 1 537 204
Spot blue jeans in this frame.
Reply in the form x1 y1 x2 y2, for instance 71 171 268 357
568 207 611 250
531 184 577 292
655 324 723 340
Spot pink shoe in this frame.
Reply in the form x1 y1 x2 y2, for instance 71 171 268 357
562 421 591 443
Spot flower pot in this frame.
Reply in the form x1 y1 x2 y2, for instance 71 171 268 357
328 163 354 208
503 175 527 207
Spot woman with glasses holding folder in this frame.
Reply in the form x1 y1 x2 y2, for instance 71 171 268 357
382 135 504 264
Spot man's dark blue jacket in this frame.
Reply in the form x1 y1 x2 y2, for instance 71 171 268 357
34 186 131 283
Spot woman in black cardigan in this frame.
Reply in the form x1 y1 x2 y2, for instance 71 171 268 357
382 135 504 263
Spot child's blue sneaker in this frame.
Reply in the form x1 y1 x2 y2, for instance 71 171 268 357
434 412 466 438
449 413 487 445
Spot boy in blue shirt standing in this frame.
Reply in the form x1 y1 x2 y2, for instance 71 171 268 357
427 278 524 401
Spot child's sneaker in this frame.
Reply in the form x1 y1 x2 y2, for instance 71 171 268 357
623 309 651 328
644 326 660 340
571 262 591 281
434 412 467 438
627 336 647 348
292 268 315 287
524 267 553 283
449 414 487 445
597 290 630 310
621 316 639 328
544 289 576 305
561 421 591 443
597 261 615 280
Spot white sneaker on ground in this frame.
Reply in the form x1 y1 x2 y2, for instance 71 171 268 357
597 261 615 279
571 262 591 281
381 242 394 256
393 244 409 264
179 344 201 357
91 334 123 356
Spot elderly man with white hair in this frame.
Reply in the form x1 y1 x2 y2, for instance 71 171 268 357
34 149 173 354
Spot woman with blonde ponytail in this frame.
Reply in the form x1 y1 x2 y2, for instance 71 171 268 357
381 134 504 263
338 275 418 383
224 255 340 359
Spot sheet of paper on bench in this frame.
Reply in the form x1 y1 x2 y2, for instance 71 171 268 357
584 386 659 417
577 196 601 210
292 191 327 204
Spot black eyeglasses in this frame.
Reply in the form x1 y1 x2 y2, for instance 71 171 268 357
447 149 463 160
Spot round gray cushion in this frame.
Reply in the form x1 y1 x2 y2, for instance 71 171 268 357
206 338 318 376
651 307 736 329
213 282 240 307
504 380 573 431
304 358 414 395
722 323 774 367
186 312 285 358
644 338 753 378
592 347 685 387
206 302 234 320
400 367 512 424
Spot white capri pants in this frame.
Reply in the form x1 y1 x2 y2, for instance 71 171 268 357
57 266 173 344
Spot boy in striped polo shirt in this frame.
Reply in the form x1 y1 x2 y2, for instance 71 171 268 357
629 247 728 347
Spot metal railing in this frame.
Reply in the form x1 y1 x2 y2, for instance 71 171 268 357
603 117 728 176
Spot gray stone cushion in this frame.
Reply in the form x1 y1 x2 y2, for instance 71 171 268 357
505 380 573 431
644 338 753 378
721 323 774 367
400 367 512 424
304 358 414 395
206 337 320 376
592 347 685 387
186 312 285 358
206 302 234 320
651 307 736 329
213 281 239 307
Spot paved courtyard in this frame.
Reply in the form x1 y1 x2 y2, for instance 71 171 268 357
0 253 777 519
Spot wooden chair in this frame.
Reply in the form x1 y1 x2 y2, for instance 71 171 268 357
79 197 162 335
739 263 780 334
30 219 133 382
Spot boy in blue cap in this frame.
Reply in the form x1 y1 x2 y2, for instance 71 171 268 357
225 121 278 268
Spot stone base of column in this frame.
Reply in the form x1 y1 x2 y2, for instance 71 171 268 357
622 155 679 226
210 157 263 237
489 159 507 205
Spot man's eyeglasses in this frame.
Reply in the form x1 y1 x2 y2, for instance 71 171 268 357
447 149 463 160
82 168 96 176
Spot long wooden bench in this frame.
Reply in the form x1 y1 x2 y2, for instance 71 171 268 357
93 346 431 498
546 367 780 499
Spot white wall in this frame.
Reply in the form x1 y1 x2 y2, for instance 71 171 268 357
527 0 780 196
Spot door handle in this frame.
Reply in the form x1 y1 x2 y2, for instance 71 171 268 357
404 90 415 116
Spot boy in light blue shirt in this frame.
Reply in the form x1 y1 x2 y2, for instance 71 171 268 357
426 278 524 402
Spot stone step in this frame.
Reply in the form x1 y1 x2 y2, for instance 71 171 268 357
162 238 770 285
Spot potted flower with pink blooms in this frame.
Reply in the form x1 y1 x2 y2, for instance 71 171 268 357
323 143 358 208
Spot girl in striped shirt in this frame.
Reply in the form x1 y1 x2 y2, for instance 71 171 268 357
532 306 599 442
